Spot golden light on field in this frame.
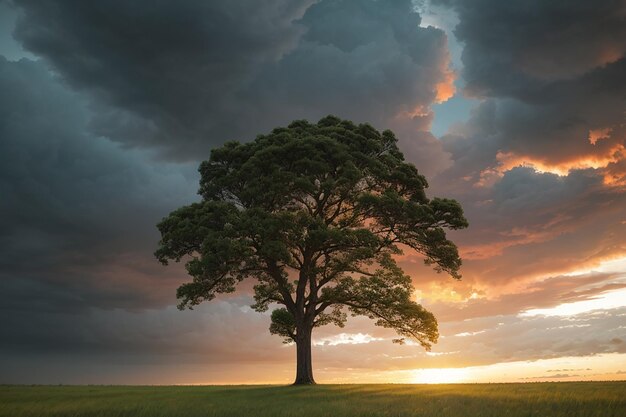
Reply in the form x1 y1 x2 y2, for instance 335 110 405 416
411 367 470 384
178 352 626 385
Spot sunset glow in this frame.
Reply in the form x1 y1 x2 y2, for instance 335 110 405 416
1 0 625 387
520 288 626 317
411 368 470 384
493 146 626 182
589 128 613 145
404 354 626 384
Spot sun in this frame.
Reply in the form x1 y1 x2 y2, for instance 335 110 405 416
411 368 471 384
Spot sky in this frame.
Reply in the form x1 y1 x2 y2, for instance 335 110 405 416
0 0 625 384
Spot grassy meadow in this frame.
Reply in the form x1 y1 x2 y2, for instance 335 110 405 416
1 382 625 417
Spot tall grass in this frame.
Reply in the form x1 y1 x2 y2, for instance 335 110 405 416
1 382 625 417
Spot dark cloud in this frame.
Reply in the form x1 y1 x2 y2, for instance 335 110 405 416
0 57 197 313
458 168 626 282
9 0 454 174
0 0 457 384
437 61 626 178
0 56 255 382
438 0 626 96
423 0 626 290
10 0 313 154
432 0 626 175
1 0 625 384
523 374 580 379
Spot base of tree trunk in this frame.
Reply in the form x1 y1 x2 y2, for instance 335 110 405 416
294 326 316 385
292 378 316 385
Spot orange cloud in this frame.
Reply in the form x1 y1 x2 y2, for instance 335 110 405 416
589 128 613 145
475 144 626 187
434 68 456 103
460 213 576 260
460 230 560 260
496 145 626 176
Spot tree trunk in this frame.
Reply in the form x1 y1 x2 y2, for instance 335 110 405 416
293 325 316 385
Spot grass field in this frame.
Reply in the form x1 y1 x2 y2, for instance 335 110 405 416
1 382 625 417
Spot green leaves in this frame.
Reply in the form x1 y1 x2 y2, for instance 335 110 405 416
155 115 467 348
270 308 296 343
430 198 470 230
319 254 438 349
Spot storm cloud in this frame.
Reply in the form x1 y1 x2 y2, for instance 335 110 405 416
1 0 625 383
9 0 454 174
424 0 626 296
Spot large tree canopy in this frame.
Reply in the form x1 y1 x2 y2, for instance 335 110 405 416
155 116 468 384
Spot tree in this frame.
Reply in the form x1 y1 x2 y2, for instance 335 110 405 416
155 116 468 385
